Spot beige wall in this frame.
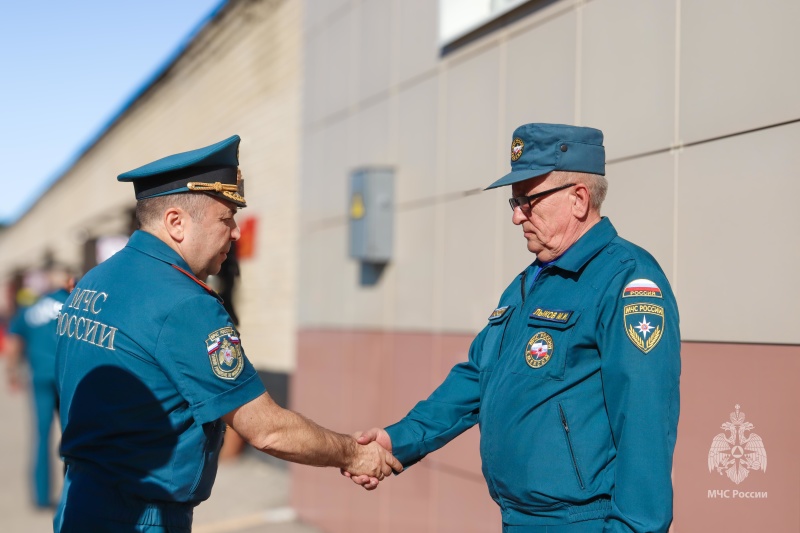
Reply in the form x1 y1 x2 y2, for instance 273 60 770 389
295 0 800 531
299 0 800 344
0 0 302 371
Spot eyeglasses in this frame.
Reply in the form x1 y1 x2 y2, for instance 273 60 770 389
508 183 576 211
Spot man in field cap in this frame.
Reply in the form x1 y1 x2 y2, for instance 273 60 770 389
54 136 401 532
351 123 681 533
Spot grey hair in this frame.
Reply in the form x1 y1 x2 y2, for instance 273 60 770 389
550 171 608 212
135 192 210 230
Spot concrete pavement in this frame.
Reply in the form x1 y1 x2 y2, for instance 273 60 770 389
0 368 320 533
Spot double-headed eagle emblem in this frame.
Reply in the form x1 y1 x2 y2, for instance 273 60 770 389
206 326 244 380
708 404 767 485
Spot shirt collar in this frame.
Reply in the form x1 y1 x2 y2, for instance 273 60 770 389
126 230 194 272
548 217 617 273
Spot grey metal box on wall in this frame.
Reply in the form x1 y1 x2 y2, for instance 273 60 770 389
348 168 394 263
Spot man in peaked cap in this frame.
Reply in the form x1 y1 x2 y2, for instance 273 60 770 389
350 123 681 533
54 136 401 532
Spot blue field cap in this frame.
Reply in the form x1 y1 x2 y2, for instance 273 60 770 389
118 135 246 207
485 123 605 190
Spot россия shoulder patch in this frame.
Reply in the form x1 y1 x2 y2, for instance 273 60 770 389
622 278 662 299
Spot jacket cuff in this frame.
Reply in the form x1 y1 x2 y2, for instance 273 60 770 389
385 422 426 471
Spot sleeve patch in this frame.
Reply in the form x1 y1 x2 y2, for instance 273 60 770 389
622 278 662 299
206 326 244 380
623 302 664 353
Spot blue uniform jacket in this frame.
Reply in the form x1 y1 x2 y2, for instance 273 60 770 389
386 218 681 532
55 231 265 514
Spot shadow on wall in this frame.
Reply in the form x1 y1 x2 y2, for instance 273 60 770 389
360 262 387 286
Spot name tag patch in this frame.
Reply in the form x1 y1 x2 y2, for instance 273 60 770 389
488 306 509 320
530 308 572 323
622 278 662 299
623 303 664 354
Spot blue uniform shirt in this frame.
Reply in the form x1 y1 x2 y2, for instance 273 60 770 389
9 289 69 383
386 218 681 532
55 230 265 510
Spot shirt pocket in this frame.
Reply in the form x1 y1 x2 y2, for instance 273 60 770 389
189 420 225 499
480 305 516 370
509 309 582 381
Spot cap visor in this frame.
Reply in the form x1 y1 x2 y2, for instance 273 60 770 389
484 167 553 190
208 191 247 208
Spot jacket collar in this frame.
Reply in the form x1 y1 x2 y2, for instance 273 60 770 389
126 230 222 301
549 217 617 273
126 230 194 272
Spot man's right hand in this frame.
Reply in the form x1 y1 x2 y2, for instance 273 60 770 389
356 427 393 451
343 435 401 484
342 428 396 489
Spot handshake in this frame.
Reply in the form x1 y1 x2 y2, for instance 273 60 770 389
342 427 397 491
225 395 401 492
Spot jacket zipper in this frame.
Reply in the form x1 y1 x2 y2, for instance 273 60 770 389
522 264 550 303
558 404 585 490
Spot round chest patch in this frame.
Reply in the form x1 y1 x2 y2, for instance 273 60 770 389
525 331 553 368
511 137 525 162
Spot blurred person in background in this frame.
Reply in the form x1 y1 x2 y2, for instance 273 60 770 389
349 123 681 533
5 264 72 509
54 135 400 533
212 240 240 326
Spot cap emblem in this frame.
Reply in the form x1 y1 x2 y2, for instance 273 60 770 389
237 169 245 195
511 137 525 162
